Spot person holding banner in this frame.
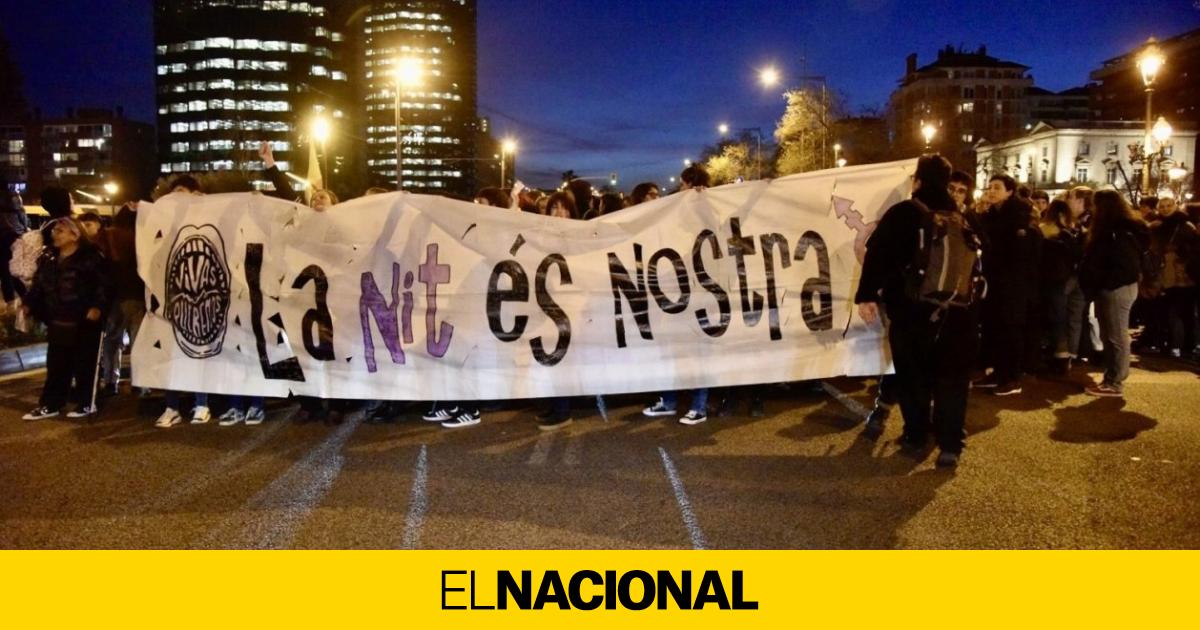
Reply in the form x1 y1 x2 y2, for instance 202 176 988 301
157 175 216 428
21 217 113 421
643 165 714 426
855 155 983 468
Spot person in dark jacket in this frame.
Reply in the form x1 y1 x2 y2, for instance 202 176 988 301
22 217 113 420
0 180 28 302
1079 190 1150 397
1148 196 1199 358
98 203 145 394
855 154 980 468
975 174 1041 395
1040 189 1090 373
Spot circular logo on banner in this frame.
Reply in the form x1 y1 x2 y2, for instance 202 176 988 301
165 225 231 359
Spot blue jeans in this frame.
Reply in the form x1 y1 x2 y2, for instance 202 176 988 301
227 395 265 412
164 391 208 411
1048 276 1086 358
662 389 709 414
1096 283 1138 389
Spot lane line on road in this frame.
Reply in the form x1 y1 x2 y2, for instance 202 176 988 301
527 432 554 466
200 412 363 549
658 446 708 550
138 416 290 515
401 444 429 550
821 381 871 419
562 435 580 467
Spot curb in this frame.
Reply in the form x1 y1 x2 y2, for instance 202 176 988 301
0 343 48 375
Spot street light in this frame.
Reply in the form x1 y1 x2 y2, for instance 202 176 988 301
921 124 937 150
836 158 847 168
683 159 692 167
394 57 424 192
1152 116 1173 144
1138 38 1166 194
759 66 780 89
717 123 730 136
311 115 331 189
500 137 517 188
103 182 118 215
833 142 842 167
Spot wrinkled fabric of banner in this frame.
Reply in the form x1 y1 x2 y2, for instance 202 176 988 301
133 159 914 400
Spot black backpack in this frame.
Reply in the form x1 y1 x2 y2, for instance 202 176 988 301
906 200 985 312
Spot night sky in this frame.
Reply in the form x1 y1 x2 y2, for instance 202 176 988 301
4 0 1200 188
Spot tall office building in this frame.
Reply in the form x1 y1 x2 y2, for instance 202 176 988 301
361 1 479 197
153 0 354 195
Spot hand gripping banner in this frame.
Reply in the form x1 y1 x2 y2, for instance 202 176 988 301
133 159 914 400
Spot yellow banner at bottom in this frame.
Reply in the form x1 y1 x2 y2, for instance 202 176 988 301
2 550 1193 628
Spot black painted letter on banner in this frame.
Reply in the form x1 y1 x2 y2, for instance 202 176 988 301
244 243 305 381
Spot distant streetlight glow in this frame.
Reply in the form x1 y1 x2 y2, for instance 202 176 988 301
1138 39 1164 88
718 123 730 135
103 182 119 196
311 116 331 144
921 123 937 148
683 159 692 167
1152 116 1173 144
836 158 847 168
395 57 424 88
759 66 780 88
500 137 518 187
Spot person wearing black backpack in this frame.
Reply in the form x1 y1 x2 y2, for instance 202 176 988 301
1079 190 1150 397
855 155 984 468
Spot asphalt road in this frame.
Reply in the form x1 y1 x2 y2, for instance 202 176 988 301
1 356 1198 549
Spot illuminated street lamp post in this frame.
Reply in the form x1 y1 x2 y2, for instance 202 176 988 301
921 124 937 152
311 115 331 189
833 142 843 167
500 137 517 188
103 181 118 216
1137 38 1165 194
394 57 424 192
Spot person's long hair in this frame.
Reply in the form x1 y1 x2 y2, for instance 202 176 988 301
1086 190 1143 250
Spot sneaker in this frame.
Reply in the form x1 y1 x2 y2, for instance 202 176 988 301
679 409 707 425
1085 383 1123 398
862 406 889 438
935 451 960 468
993 382 1023 396
642 399 677 417
244 407 265 426
155 408 183 428
66 405 97 419
191 405 212 425
423 406 458 423
23 406 60 421
972 375 1000 389
1169 348 1182 359
441 408 481 429
538 411 573 431
217 408 244 426
897 434 930 458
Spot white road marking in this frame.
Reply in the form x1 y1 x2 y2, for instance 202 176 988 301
658 446 708 550
527 433 553 466
562 436 580 467
200 412 362 549
821 381 871 419
401 444 429 550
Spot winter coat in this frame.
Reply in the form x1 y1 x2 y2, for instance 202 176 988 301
104 206 143 302
1038 220 1086 287
24 242 113 325
1080 218 1150 296
1148 212 1199 290
979 196 1042 305
855 187 978 318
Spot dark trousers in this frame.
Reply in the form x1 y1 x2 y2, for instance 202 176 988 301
40 321 103 410
983 296 1026 384
1163 287 1197 352
875 374 899 408
888 307 977 454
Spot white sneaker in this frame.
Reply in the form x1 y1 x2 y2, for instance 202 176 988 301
23 406 60 421
67 405 97 419
155 408 183 428
191 405 212 424
679 410 708 425
642 398 677 417
217 408 244 426
422 406 458 422
244 407 265 426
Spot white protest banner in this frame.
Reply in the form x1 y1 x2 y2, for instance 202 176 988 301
132 159 914 400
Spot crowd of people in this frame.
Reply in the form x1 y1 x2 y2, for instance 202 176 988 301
2 150 1198 468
